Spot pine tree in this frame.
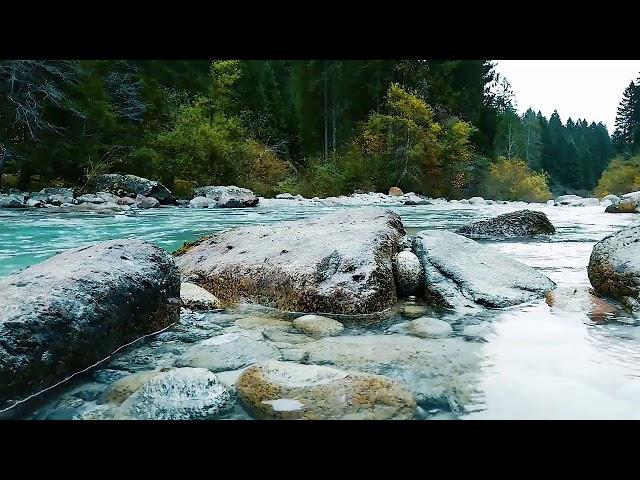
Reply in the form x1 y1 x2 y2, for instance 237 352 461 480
522 108 543 170
612 80 639 155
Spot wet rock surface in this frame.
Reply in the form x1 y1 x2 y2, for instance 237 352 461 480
298 334 483 409
588 225 640 313
175 331 281 372
394 250 423 296
457 209 556 237
180 282 222 310
175 208 405 316
292 315 344 337
412 230 556 309
236 361 416 420
0 239 180 410
116 367 233 420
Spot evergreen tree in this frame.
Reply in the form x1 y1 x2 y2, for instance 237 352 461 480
612 80 639 155
521 108 543 171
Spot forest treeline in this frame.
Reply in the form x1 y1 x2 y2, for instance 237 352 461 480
0 60 638 200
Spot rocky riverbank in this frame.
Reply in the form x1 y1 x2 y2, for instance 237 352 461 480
3 173 640 214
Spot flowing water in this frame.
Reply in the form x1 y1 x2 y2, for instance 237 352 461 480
1 201 639 419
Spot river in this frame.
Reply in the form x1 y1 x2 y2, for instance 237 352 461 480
1 201 639 419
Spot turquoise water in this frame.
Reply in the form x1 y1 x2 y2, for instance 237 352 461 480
3 202 640 419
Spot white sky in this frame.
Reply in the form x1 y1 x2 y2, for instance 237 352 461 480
493 60 640 134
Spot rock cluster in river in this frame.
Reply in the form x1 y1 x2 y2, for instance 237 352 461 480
191 185 258 208
93 174 174 204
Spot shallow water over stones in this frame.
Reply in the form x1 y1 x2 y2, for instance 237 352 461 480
2 201 640 419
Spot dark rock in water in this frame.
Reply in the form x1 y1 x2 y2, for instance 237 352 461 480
193 185 258 208
412 230 555 309
175 208 405 316
588 225 640 313
0 239 181 411
457 210 556 237
93 174 174 204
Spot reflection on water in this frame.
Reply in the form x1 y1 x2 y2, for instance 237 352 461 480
1 201 640 419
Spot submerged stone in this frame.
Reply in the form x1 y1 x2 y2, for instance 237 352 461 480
236 361 416 420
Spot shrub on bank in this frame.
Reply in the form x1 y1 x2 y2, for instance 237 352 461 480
593 156 640 197
480 157 553 202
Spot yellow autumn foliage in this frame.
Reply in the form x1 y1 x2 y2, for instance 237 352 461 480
480 157 553 202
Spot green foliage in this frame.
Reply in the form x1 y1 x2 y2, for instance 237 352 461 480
352 83 476 198
594 156 640 197
480 157 553 202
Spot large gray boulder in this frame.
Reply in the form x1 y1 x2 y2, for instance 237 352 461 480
174 208 405 315
93 174 174 204
0 239 181 411
457 210 556 237
588 225 640 313
193 185 258 208
412 230 555 309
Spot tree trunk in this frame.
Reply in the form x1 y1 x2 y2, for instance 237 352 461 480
323 60 328 162
18 157 32 190
332 62 336 156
